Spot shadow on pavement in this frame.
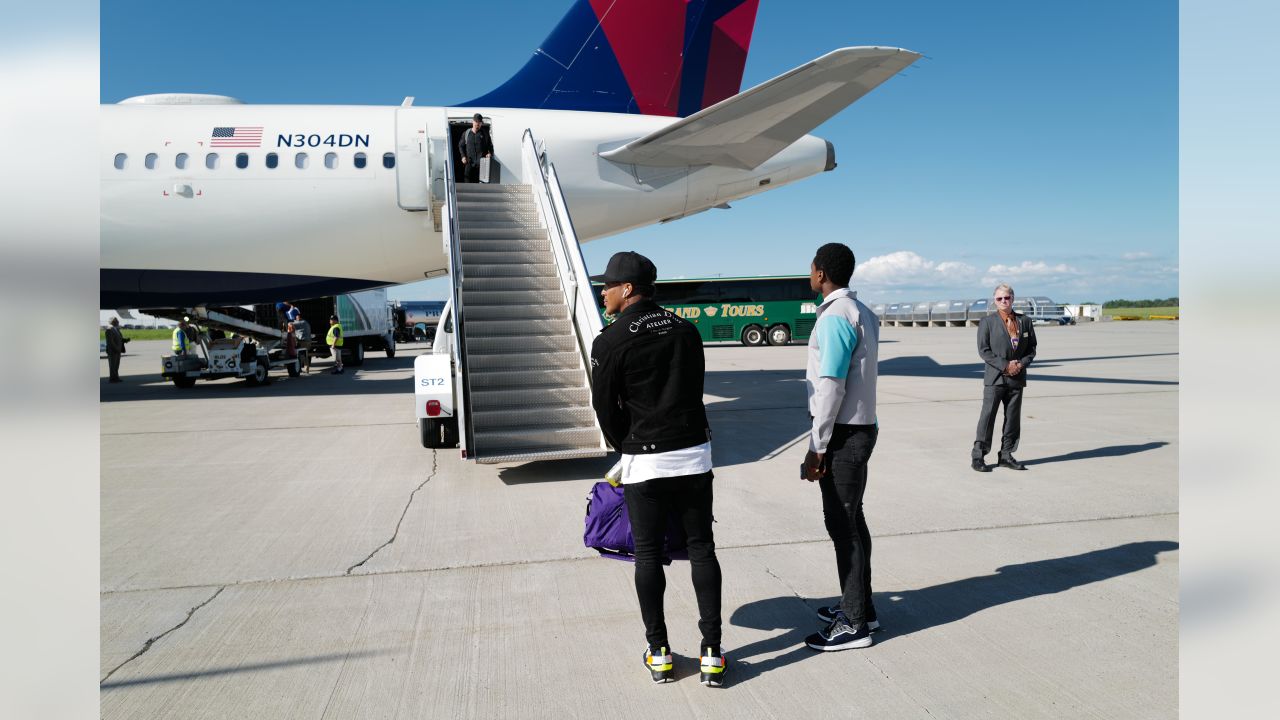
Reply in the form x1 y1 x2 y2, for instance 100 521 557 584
880 355 1178 386
99 354 417 403
728 540 1178 682
100 649 394 690
1025 441 1169 466
498 455 617 485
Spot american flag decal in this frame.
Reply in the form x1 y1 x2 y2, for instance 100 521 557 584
210 126 263 147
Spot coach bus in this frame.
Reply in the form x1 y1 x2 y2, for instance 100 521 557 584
595 275 819 346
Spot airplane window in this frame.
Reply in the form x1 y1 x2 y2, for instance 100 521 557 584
113 153 127 170
383 152 395 169
235 153 249 169
266 152 278 169
295 152 309 169
175 153 189 169
354 152 367 169
206 153 219 170
325 152 338 169
144 153 158 170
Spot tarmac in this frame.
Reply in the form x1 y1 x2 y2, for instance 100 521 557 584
99 321 1178 719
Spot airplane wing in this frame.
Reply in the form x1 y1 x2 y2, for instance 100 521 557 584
599 46 921 170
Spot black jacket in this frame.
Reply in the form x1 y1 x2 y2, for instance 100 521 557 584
976 312 1038 387
590 299 711 454
457 127 493 163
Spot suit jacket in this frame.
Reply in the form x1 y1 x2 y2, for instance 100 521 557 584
105 326 126 354
976 312 1037 387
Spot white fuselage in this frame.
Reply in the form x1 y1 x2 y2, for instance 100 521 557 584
101 102 830 307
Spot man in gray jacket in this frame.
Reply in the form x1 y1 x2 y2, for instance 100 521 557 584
802 243 881 652
972 283 1038 471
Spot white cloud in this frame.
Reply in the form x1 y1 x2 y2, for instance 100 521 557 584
982 260 1079 286
853 251 978 287
1123 251 1154 260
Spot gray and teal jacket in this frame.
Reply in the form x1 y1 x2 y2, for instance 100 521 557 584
805 287 879 453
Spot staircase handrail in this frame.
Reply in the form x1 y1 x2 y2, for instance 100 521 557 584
520 130 605 367
442 137 473 456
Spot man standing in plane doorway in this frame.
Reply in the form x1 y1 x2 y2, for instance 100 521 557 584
971 283 1038 471
457 113 493 183
589 251 726 687
802 242 882 652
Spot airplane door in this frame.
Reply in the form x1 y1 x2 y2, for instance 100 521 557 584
394 106 439 210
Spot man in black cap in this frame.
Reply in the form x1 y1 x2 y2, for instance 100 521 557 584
457 113 493 183
589 251 726 687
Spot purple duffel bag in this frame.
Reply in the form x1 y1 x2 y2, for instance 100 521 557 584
583 481 686 564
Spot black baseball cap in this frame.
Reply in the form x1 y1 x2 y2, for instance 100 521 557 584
589 251 657 285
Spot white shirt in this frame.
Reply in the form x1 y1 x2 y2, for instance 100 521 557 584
620 442 713 484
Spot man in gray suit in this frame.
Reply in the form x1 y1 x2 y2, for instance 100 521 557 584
972 283 1037 471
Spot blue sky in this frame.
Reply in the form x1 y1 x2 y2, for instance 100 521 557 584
101 0 1177 305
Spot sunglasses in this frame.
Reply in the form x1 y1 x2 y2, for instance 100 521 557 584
995 296 1012 301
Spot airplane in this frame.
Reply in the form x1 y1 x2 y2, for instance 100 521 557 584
101 0 919 309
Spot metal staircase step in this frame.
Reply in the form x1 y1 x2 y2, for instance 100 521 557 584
465 263 556 278
467 317 571 337
468 350 581 371
457 210 542 223
470 384 590 410
455 184 531 195
460 229 550 243
473 426 602 453
472 446 606 465
461 276 560 292
467 334 578 354
468 367 583 389
470 404 596 428
465 303 564 321
461 250 548 266
464 289 564 306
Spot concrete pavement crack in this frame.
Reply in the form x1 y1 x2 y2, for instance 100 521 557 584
345 450 438 575
100 585 226 685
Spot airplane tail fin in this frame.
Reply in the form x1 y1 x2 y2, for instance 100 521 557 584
461 0 760 117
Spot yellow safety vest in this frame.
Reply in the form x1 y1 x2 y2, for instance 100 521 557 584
172 327 187 352
327 323 343 347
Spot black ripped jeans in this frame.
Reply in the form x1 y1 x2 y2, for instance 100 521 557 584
818 424 878 625
623 471 721 650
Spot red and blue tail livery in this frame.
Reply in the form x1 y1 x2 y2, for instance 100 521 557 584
464 0 760 117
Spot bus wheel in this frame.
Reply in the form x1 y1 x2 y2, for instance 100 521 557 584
172 376 197 389
767 324 792 346
741 324 765 346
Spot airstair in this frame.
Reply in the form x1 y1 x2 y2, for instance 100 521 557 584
440 130 607 464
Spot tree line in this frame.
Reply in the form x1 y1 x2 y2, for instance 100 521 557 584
1102 297 1179 308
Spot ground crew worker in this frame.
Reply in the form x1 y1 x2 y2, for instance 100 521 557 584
105 317 126 383
172 319 192 356
588 250 726 687
327 315 344 374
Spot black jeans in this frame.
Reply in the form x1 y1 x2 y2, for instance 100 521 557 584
819 424 878 625
973 382 1023 459
623 471 721 649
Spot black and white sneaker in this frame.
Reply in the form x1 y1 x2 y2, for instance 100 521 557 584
643 646 674 683
816 604 881 632
699 646 727 687
805 615 873 651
